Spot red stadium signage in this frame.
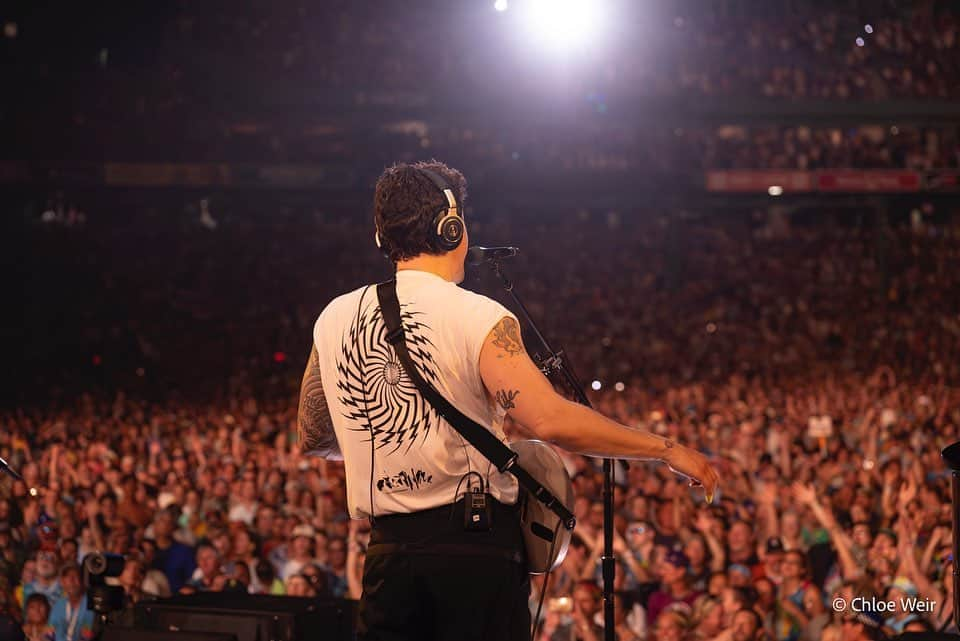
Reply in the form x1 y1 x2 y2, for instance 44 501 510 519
815 170 921 192
705 170 813 193
923 170 960 191
706 170 927 194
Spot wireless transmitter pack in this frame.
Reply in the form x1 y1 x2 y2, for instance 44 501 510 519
464 487 493 532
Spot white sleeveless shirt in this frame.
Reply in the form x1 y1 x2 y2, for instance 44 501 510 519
312 270 520 518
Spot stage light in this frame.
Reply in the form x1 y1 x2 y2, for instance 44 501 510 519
494 0 508 12
855 37 865 47
768 185 783 196
591 380 602 391
520 0 607 52
614 382 625 392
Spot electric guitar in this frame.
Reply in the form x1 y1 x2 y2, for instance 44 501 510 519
511 439 576 574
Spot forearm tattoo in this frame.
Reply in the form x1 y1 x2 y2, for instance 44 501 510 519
492 317 524 358
297 346 340 457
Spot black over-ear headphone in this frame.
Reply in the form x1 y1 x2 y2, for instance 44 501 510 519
375 167 465 256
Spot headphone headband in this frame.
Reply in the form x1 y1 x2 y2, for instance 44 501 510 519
417 168 459 219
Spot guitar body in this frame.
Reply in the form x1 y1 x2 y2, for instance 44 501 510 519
511 439 576 575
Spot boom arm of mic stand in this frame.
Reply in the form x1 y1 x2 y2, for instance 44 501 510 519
491 260 621 641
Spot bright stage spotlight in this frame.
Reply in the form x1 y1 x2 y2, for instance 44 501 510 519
519 0 607 53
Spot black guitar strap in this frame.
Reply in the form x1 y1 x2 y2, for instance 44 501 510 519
376 279 576 530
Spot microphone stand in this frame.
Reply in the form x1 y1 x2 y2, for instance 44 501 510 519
489 259 621 641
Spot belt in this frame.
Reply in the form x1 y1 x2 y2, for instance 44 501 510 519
366 542 523 564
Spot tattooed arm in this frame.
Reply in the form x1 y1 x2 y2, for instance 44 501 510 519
479 316 719 502
297 345 343 460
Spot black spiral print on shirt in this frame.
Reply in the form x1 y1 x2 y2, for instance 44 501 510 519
336 304 440 456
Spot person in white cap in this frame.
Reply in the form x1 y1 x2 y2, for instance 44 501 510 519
282 524 316 580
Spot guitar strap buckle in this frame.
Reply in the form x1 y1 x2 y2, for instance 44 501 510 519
498 453 519 474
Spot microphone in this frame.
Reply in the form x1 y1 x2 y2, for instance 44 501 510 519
0 456 23 482
467 246 519 266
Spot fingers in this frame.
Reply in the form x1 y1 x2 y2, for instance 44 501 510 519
703 466 720 504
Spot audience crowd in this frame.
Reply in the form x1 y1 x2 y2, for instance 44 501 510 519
658 0 960 101
3 192 960 641
4 0 960 640
4 1 960 174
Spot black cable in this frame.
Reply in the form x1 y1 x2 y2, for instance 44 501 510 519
352 286 376 526
530 519 564 641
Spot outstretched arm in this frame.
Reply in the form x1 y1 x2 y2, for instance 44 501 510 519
297 345 342 460
479 317 719 501
793 482 861 579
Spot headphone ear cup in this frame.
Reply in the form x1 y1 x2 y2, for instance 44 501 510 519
435 214 464 251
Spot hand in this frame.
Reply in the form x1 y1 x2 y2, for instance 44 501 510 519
897 479 917 509
779 595 804 617
883 464 899 487
664 444 720 504
930 525 949 545
85 498 100 522
694 509 714 535
541 610 561 637
756 481 778 506
791 482 817 506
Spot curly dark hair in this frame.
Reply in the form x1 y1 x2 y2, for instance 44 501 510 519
373 160 468 262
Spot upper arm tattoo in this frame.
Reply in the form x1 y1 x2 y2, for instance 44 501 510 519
491 317 524 358
297 346 341 458
495 389 520 411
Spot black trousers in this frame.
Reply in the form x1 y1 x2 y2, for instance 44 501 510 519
358 499 531 641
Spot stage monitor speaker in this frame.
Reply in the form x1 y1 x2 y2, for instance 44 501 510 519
135 594 356 641
100 629 237 641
